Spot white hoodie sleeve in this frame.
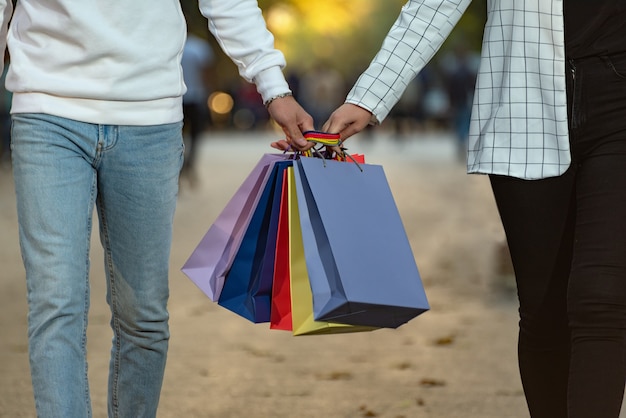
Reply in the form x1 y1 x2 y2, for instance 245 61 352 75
198 0 290 103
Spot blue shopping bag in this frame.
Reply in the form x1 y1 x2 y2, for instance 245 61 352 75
217 160 292 322
293 157 429 328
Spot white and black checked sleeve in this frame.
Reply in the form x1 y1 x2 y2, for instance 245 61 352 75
345 0 472 123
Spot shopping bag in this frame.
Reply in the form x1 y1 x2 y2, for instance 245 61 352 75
287 167 377 336
218 160 292 322
269 168 293 330
256 161 293 313
181 154 287 301
293 157 429 328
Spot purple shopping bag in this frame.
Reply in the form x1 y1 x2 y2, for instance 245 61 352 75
181 154 288 301
218 161 292 322
293 157 429 328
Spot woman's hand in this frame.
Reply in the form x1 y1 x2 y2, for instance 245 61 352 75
322 103 373 142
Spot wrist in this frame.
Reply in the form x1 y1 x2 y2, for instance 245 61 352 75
254 67 290 103
263 92 293 108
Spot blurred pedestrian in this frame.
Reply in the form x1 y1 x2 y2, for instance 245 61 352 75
298 62 345 129
0 51 10 166
181 32 214 185
1 0 313 417
442 45 478 161
231 79 269 130
277 1 626 417
387 75 424 138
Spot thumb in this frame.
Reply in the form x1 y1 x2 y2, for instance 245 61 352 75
284 124 308 149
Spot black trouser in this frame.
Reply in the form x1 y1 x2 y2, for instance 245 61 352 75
490 53 626 418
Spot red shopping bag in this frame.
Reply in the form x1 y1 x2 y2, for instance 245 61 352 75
270 168 292 330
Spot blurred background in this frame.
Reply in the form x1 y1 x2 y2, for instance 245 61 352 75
178 0 486 137
0 0 488 168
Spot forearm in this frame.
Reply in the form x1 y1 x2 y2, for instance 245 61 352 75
346 0 473 123
198 0 290 103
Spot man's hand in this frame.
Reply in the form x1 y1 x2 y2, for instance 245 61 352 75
322 103 373 142
267 95 315 151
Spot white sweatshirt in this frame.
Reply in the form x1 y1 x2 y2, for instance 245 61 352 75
0 0 290 125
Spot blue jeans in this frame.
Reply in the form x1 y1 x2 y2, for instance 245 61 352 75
11 114 184 418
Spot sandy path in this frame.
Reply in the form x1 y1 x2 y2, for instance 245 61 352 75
0 131 531 418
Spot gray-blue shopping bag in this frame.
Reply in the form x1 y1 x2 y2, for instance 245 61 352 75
293 157 429 328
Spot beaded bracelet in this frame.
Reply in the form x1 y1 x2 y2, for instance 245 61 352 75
263 92 293 108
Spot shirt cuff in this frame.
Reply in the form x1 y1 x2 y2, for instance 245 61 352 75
253 67 291 104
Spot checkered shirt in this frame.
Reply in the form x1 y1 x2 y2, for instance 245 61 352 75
346 0 570 180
